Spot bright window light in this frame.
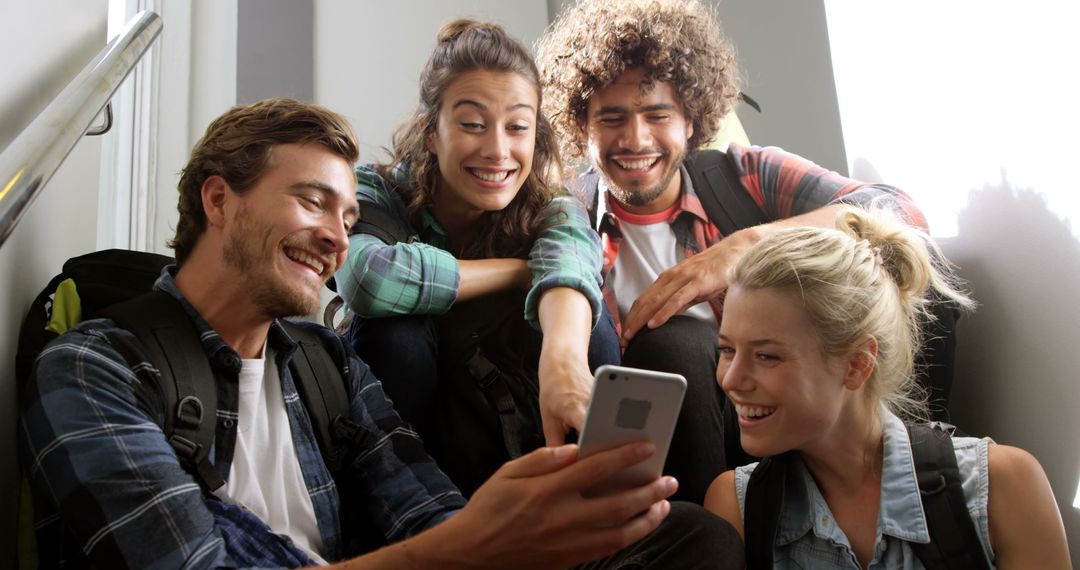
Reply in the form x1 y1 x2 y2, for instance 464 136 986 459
824 2 1080 239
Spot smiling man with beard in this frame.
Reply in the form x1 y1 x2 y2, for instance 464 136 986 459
537 0 928 503
19 98 743 569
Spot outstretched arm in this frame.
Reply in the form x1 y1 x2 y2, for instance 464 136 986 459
457 258 532 301
536 287 595 446
621 144 926 342
621 204 847 343
336 442 676 569
986 443 1070 569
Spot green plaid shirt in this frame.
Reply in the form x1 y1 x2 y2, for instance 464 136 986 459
337 165 603 327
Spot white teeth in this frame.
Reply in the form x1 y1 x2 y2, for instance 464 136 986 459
286 248 325 275
471 169 511 182
736 404 776 419
614 157 658 170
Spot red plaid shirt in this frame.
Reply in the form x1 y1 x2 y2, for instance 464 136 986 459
595 144 927 335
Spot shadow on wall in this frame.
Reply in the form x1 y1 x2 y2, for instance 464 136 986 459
942 174 1080 562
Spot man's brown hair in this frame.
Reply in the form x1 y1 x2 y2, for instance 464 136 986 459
169 98 359 266
536 0 741 163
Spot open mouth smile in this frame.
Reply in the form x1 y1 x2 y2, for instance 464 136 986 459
467 167 516 183
285 246 334 278
735 403 777 421
613 156 660 171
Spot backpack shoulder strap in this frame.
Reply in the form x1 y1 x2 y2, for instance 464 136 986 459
743 452 790 569
567 170 601 229
907 422 992 570
280 321 364 473
352 199 414 244
686 149 769 236
326 199 414 300
102 291 225 492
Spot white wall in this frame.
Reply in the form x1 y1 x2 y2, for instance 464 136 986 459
0 0 109 562
314 0 550 162
709 0 848 175
150 0 238 254
825 2 1080 563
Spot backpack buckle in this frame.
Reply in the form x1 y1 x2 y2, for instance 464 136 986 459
175 395 204 428
465 349 500 388
168 434 201 460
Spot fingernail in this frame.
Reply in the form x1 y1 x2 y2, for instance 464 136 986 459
663 476 678 495
636 442 655 458
553 444 576 459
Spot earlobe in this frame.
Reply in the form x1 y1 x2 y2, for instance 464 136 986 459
421 117 436 156
843 335 878 391
202 175 231 227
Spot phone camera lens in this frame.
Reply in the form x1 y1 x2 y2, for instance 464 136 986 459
608 373 616 381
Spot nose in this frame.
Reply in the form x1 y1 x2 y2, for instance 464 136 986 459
718 351 751 394
316 215 350 257
321 221 350 275
619 115 652 152
480 128 510 161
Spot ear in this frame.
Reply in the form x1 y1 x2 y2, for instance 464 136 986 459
421 116 437 156
685 117 694 142
842 335 878 391
201 175 231 228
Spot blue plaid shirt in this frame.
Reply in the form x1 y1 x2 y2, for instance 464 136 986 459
19 269 465 568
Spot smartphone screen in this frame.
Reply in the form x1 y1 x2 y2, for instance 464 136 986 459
577 365 687 496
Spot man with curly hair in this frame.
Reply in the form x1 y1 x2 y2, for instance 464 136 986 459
537 0 927 504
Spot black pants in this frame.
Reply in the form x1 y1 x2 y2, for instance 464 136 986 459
573 502 745 569
621 316 756 504
346 302 622 495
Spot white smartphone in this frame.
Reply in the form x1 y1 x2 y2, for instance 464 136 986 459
577 364 687 497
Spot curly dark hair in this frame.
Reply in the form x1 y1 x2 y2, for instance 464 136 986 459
378 19 561 259
536 0 741 163
170 98 358 266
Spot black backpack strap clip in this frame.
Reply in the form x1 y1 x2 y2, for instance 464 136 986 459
465 348 524 458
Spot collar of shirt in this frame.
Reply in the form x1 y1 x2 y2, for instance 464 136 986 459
775 409 932 548
154 267 305 372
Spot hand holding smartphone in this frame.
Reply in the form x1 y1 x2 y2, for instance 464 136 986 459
577 365 687 497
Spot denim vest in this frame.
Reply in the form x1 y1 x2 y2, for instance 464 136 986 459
735 410 995 569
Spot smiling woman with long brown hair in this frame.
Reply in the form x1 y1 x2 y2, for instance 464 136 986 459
333 19 619 496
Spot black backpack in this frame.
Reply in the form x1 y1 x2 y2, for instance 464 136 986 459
16 249 363 492
574 149 962 421
743 422 992 569
332 202 544 497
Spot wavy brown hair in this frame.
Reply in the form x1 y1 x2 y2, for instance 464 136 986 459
170 98 358 266
379 19 561 259
536 0 741 163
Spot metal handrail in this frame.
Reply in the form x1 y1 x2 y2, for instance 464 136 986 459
0 10 162 250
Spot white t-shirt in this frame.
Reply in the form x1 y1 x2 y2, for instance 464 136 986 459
217 348 327 565
609 198 717 326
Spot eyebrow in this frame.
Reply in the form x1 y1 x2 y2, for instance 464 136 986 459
595 103 678 115
451 99 536 113
292 180 360 219
718 334 785 348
